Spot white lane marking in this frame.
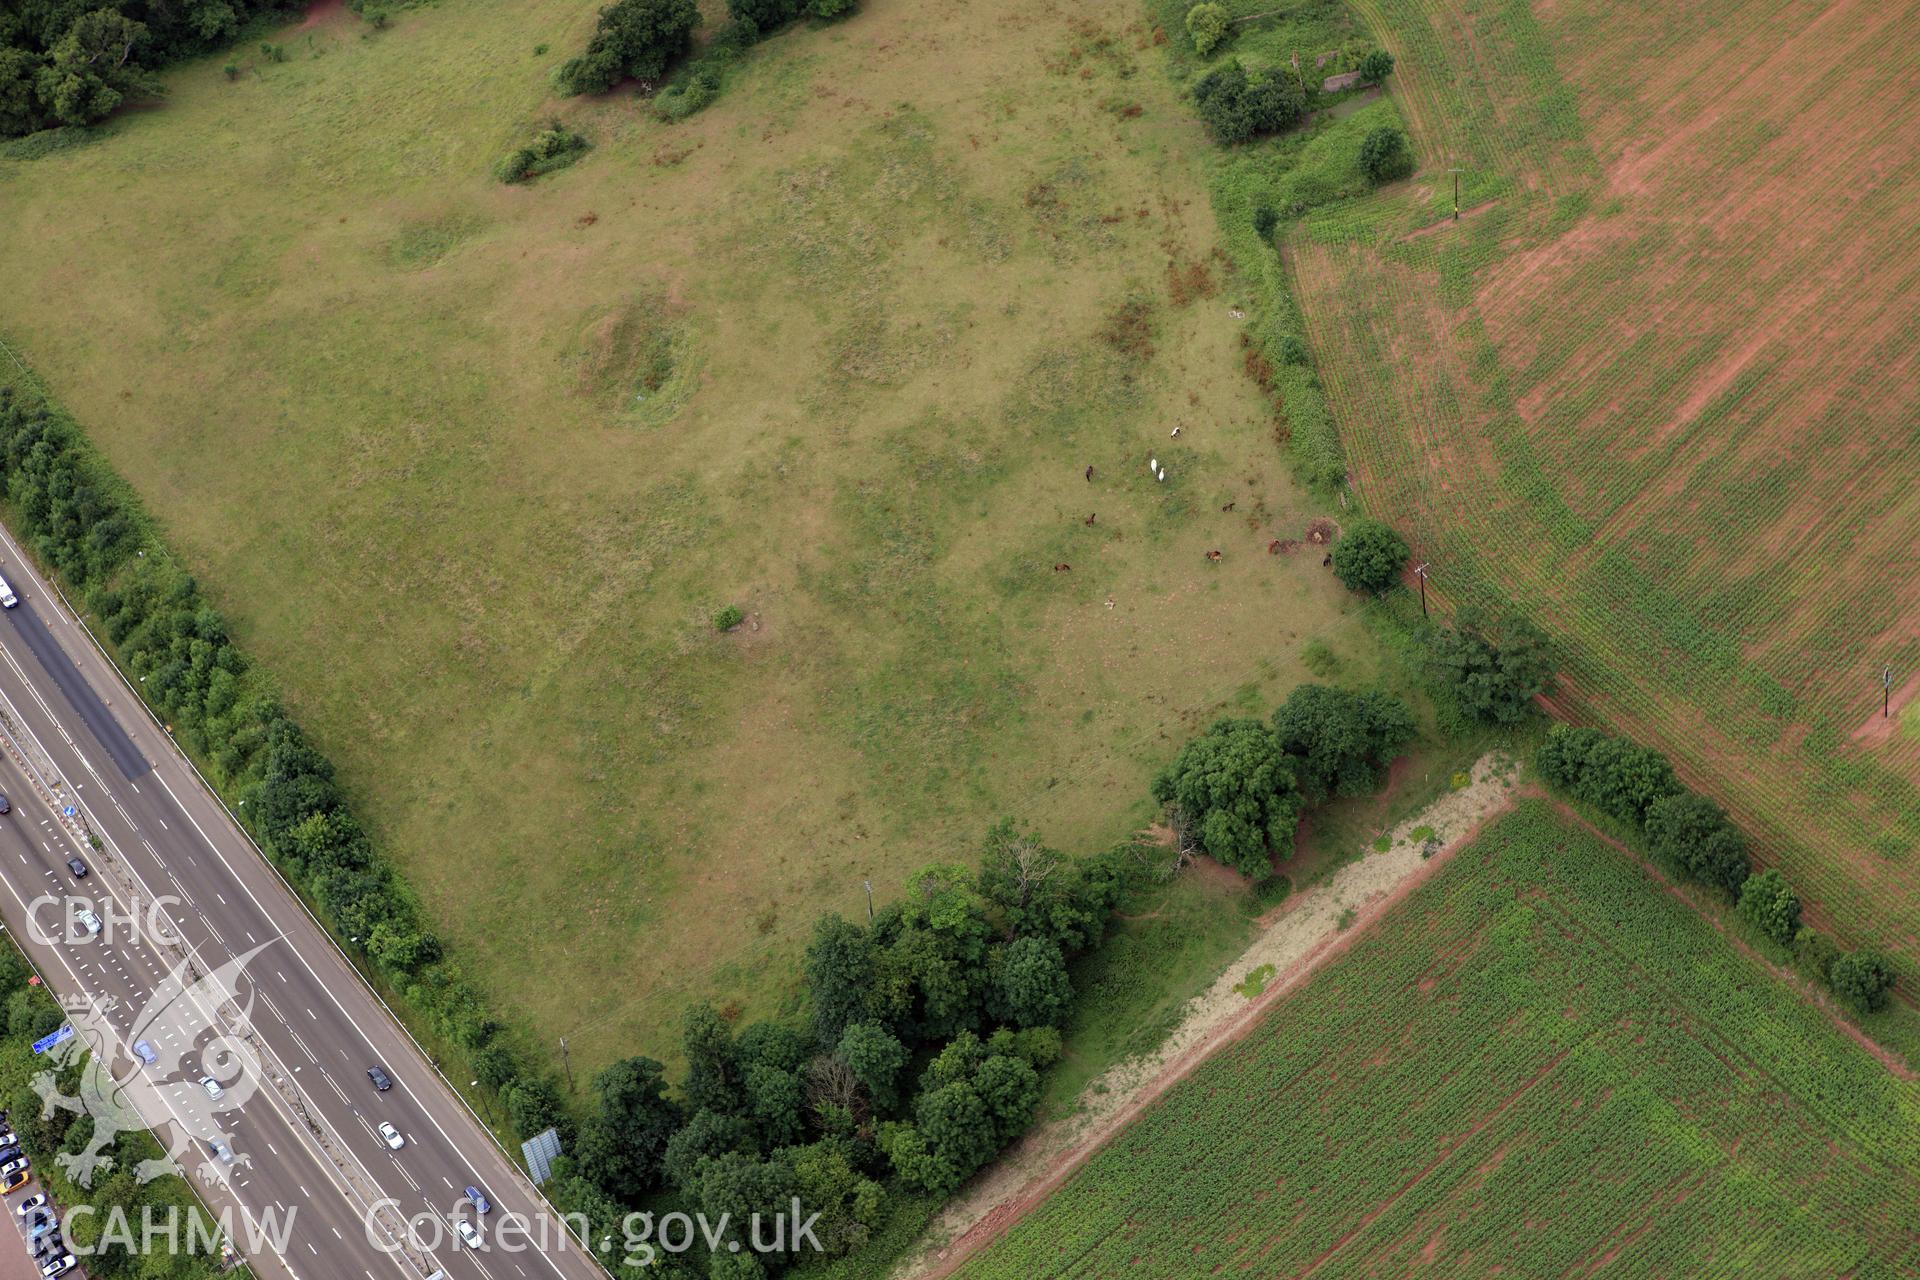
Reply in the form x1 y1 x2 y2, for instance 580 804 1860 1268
146 769 585 1280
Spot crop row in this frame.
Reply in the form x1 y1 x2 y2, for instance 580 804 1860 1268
957 804 1920 1277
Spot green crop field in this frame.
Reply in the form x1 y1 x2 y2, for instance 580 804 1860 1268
1257 0 1920 987
0 0 1413 1076
958 801 1920 1278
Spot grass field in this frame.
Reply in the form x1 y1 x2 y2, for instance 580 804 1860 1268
1263 0 1920 985
958 801 1920 1278
0 0 1412 1075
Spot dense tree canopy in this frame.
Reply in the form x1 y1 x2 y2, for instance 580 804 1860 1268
1647 790 1750 896
1151 717 1303 876
1427 609 1554 725
1192 59 1306 144
1330 518 1408 594
1358 124 1414 183
1827 950 1895 1014
1270 684 1415 801
0 0 291 136
554 0 700 96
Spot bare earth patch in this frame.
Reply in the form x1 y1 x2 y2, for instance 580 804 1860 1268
898 752 1521 1280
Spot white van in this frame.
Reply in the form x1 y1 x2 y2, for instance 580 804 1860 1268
0 574 16 609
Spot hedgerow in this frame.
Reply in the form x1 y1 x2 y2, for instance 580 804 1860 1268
0 386 561 1145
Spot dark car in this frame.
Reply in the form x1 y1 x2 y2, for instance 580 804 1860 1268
0 794 9 815
367 1066 393 1092
464 1185 490 1214
65 858 87 878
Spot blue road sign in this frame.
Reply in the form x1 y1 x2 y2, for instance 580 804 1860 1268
32 1024 73 1055
62 806 75 818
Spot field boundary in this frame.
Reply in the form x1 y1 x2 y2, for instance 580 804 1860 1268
1544 796 1915 1080
906 753 1520 1279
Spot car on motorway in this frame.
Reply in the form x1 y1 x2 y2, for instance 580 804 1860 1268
2 1168 29 1193
39 1254 77 1277
74 908 101 938
366 1066 393 1091
133 1040 156 1066
198 1076 223 1101
16 1192 46 1215
377 1122 405 1150
0 575 16 610
464 1185 490 1214
0 1157 29 1179
207 1138 233 1164
64 858 86 879
454 1218 483 1250
0 794 9 815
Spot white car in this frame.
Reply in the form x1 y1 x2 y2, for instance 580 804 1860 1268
377 1122 405 1151
17 1192 47 1216
455 1218 483 1250
199 1077 223 1101
74 909 101 939
40 1255 76 1278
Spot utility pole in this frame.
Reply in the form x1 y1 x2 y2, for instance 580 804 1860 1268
1414 562 1430 617
470 1079 493 1125
1447 167 1464 220
559 1036 574 1093
863 879 875 922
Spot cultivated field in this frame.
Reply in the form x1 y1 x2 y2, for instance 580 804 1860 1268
1286 0 1920 979
958 801 1920 1278
0 0 1397 1072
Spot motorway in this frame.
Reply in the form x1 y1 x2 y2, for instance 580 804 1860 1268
0 522 609 1280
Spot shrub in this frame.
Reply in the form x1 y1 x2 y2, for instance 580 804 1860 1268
1358 125 1414 184
1251 202 1279 241
1192 59 1305 145
1358 49 1394 83
1277 334 1310 366
1827 950 1896 1015
810 0 858 16
655 68 721 122
494 122 590 184
1330 517 1407 594
1793 928 1839 984
555 0 701 95
713 604 744 632
1736 869 1799 943
1185 3 1229 57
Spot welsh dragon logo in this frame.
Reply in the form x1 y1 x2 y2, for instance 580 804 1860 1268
33 942 275 1189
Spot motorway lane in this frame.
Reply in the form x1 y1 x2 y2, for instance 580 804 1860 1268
0 536 605 1280
0 800 381 1279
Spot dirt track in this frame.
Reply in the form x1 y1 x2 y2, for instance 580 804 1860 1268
899 753 1521 1280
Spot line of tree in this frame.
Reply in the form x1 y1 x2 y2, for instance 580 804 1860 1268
1151 683 1416 877
0 388 568 1152
538 824 1134 1273
0 1 409 139
555 0 856 101
1536 723 1897 1016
